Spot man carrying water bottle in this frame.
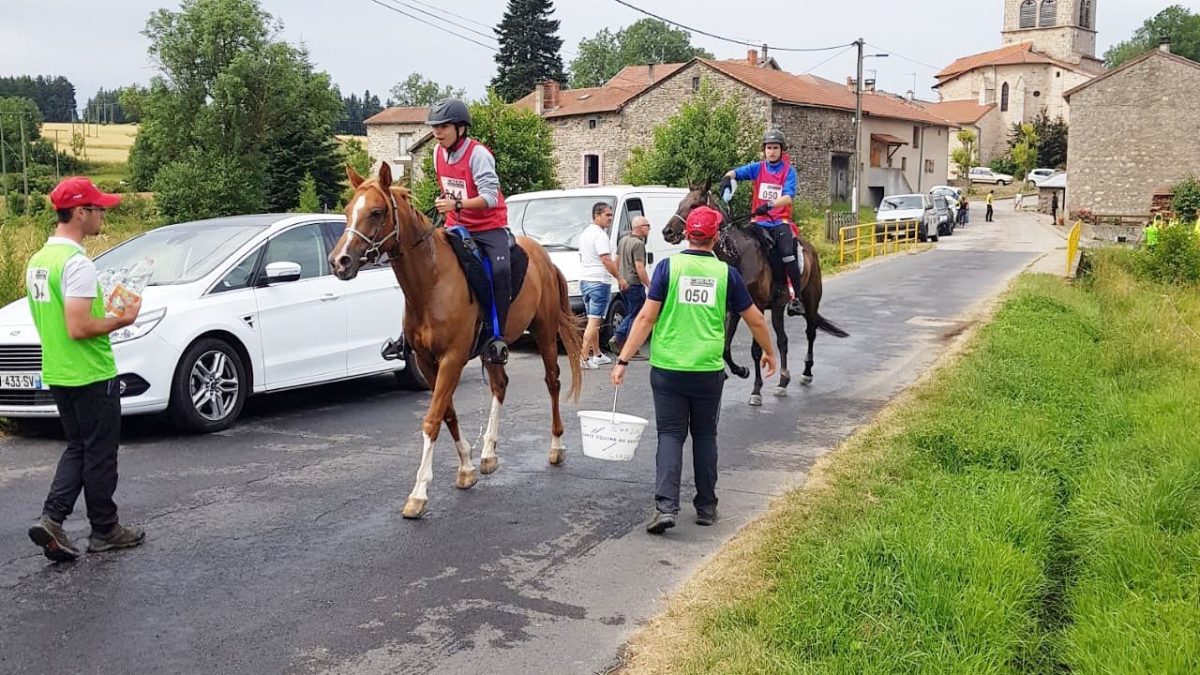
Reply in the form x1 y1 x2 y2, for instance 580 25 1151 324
611 206 777 534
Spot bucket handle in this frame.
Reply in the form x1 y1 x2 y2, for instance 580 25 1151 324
611 386 620 423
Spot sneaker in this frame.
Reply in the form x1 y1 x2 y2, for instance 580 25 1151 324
87 524 146 553
607 337 624 354
591 353 613 366
28 516 81 563
695 507 719 526
645 511 676 535
580 357 598 370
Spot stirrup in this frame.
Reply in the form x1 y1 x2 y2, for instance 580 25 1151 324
381 336 406 361
786 298 804 317
484 338 509 366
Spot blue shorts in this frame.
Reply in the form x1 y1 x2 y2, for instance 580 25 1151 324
580 281 611 319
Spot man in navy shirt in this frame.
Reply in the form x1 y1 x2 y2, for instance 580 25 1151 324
719 129 805 316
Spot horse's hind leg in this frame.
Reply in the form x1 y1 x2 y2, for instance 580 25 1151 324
772 306 791 396
534 326 566 466
480 363 509 475
800 317 817 385
749 340 764 407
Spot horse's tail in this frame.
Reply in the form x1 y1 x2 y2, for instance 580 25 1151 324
554 267 585 401
815 313 849 338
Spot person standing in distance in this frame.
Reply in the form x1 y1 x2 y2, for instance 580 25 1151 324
612 205 777 534
610 215 651 358
578 202 627 369
26 177 146 562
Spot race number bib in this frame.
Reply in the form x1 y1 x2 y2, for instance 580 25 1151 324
758 182 782 202
26 268 50 303
678 276 717 307
440 177 468 200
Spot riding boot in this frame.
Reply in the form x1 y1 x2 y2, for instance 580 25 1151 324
381 334 406 361
780 241 805 317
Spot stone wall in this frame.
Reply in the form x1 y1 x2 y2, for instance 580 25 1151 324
545 112 624 188
366 121 425 178
1067 52 1200 216
770 104 855 205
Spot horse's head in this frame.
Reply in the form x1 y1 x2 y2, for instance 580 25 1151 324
330 163 406 280
664 181 714 245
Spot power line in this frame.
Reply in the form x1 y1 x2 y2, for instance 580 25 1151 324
865 42 942 72
368 0 497 51
608 0 851 52
403 0 496 34
802 44 855 74
383 0 498 45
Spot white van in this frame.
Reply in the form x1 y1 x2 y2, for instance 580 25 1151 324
506 185 689 339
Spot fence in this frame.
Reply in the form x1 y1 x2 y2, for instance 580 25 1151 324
825 210 857 243
838 220 920 265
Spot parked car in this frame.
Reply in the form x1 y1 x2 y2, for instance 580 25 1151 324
506 185 689 343
931 195 955 237
1025 168 1060 186
929 185 961 222
0 214 425 433
968 167 1014 185
876 193 939 242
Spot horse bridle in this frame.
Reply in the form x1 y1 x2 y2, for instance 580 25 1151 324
345 183 437 263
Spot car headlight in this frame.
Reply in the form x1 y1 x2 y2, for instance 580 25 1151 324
566 280 581 297
110 308 167 344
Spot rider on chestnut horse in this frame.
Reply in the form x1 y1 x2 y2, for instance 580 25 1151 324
719 128 805 317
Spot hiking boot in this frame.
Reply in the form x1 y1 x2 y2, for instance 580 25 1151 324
484 338 509 366
695 507 719 526
380 336 405 361
645 511 676 535
87 524 146 553
786 298 804 317
28 516 81 563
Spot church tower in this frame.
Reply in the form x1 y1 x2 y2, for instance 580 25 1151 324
1002 0 1102 70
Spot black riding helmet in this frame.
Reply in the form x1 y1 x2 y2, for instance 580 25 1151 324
763 128 787 150
426 98 471 127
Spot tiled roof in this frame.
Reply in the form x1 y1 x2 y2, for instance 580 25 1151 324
365 106 430 125
923 100 996 125
1065 48 1200 99
512 63 687 119
935 42 1087 85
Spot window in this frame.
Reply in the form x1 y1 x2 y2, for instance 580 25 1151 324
925 159 935 174
263 223 328 280
213 247 263 293
396 133 410 157
588 117 598 129
620 198 644 239
901 157 908 171
691 77 701 93
912 126 920 149
583 153 601 186
1019 0 1036 28
1039 0 1057 27
1079 0 1091 28
1001 82 1010 112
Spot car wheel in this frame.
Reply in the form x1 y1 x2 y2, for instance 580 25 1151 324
999 180 1009 186
918 224 928 242
167 337 247 433
601 294 627 350
930 233 939 243
393 341 430 391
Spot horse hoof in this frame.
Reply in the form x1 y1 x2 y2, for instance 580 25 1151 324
401 498 427 519
733 367 750 379
799 375 813 386
456 468 479 490
749 394 763 407
480 457 499 475
773 386 788 397
548 448 565 466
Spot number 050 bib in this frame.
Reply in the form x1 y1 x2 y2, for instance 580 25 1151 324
758 182 782 202
678 276 717 307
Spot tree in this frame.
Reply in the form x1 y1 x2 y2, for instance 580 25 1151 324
621 81 762 192
951 129 978 186
1010 123 1039 185
569 19 714 88
0 76 76 122
84 86 145 124
491 0 565 102
412 91 558 210
340 138 372 179
1171 176 1200 223
389 73 465 107
1104 5 1200 68
128 0 344 220
1007 111 1067 170
296 172 320 212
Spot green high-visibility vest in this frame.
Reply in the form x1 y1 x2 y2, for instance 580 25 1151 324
1144 224 1160 247
651 253 728 372
26 242 117 387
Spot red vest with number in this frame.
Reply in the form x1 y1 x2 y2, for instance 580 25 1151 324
751 156 793 225
435 139 507 232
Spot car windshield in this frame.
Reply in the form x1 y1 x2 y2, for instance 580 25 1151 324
880 196 924 211
512 196 614 249
94 221 269 285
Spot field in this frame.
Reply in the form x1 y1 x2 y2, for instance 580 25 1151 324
621 253 1200 674
42 122 139 165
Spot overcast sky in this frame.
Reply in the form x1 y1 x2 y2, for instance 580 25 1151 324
2 0 1192 110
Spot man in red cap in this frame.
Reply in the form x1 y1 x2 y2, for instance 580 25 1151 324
25 177 145 562
612 205 777 534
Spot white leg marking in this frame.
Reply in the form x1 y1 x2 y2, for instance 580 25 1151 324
551 435 565 451
455 437 475 473
408 431 435 502
481 396 503 461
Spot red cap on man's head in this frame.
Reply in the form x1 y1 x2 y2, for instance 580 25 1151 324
685 205 722 240
49 177 122 210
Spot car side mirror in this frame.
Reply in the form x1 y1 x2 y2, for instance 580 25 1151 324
262 261 302 284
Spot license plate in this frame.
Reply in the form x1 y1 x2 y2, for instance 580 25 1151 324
1 372 44 390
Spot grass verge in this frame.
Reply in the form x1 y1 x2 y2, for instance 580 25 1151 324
619 250 1200 674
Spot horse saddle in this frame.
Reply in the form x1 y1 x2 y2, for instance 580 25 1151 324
745 224 789 285
444 226 529 358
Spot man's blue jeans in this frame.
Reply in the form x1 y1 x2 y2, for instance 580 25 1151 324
613 284 645 345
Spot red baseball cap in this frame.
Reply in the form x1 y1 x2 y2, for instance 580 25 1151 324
49 177 122 210
685 206 722 239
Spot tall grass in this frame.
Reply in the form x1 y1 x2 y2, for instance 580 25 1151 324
631 252 1200 674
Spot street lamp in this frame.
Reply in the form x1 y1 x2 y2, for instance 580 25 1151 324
851 39 888 220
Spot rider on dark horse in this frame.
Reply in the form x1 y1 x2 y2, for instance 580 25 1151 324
719 129 805 317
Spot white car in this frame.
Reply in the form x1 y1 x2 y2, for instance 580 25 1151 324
0 214 426 433
929 185 962 221
1025 168 1060 186
968 167 1014 185
877 193 939 242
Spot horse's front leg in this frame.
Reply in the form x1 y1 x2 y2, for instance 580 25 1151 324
772 305 791 395
480 363 509 475
405 356 467 519
724 312 749 379
445 403 477 490
801 316 817 385
749 340 765 407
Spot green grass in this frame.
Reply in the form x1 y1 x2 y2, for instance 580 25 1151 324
646 252 1200 674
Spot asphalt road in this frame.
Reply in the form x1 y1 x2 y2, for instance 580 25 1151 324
0 207 1063 675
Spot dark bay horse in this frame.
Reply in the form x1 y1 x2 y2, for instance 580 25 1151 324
666 185 848 405
330 163 584 519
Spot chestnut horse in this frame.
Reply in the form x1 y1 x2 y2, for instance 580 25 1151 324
329 164 584 519
666 185 848 405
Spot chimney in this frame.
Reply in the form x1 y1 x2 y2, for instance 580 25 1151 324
846 76 857 92
1160 36 1172 53
648 62 655 84
864 78 876 94
543 79 561 111
905 89 915 101
747 48 758 66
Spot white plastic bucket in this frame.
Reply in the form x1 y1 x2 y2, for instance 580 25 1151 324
578 410 648 462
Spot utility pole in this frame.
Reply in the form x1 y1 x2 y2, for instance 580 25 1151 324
19 114 29 211
852 38 863 220
53 129 61 180
0 119 8 216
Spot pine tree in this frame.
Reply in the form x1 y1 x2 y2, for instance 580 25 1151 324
490 0 565 102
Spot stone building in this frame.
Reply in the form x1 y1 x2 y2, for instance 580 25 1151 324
1064 44 1200 219
924 100 997 179
933 0 1105 164
363 106 430 179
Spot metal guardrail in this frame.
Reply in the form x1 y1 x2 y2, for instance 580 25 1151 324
838 220 920 264
1066 220 1082 276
